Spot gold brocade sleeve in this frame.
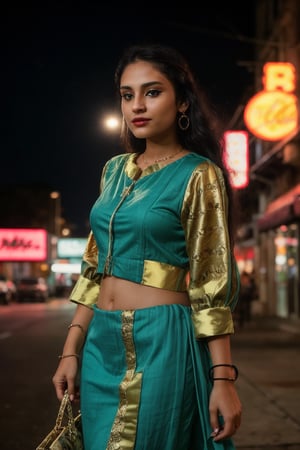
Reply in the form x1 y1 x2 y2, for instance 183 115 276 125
181 161 240 339
69 162 109 308
69 231 102 308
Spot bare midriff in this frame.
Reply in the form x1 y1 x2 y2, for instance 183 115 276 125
96 275 190 310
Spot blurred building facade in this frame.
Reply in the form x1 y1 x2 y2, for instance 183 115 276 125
0 184 70 291
233 0 300 323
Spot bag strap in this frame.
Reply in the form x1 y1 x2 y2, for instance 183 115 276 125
54 391 76 433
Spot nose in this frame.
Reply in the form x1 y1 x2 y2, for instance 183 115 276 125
132 94 146 113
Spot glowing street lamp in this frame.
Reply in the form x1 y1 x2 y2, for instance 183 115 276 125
101 114 122 133
50 191 61 236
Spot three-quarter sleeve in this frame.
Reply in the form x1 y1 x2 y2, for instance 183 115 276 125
69 161 109 308
181 161 240 338
69 231 102 308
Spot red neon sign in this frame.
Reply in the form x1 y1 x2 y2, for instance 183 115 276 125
223 131 249 189
0 228 48 261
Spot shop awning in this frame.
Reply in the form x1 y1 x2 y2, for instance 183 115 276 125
257 184 300 232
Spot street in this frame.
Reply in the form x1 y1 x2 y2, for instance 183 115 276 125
0 300 300 450
0 300 77 450
231 322 300 450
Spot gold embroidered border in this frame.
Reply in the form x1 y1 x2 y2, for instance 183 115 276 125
107 311 142 450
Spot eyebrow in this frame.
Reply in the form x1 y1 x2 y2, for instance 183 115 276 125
119 81 164 90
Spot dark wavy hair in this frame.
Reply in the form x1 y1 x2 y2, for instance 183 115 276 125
114 43 237 242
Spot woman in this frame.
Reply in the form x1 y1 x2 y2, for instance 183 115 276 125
53 43 242 450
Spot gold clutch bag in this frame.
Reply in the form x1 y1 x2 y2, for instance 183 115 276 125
36 391 83 450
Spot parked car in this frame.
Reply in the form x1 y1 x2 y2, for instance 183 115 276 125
16 277 49 302
0 275 16 305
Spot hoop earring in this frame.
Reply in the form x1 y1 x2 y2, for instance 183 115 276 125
178 112 190 131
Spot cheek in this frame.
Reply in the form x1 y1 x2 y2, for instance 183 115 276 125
157 105 177 126
121 102 128 118
121 104 131 126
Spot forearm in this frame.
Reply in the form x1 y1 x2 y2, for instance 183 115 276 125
207 334 236 379
206 333 241 442
61 304 94 355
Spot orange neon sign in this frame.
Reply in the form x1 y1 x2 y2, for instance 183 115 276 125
223 131 249 189
244 62 298 141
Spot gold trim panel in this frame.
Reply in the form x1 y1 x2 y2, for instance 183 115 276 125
107 311 142 450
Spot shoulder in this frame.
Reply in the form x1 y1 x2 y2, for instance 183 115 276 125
105 152 131 168
180 153 228 214
102 152 132 174
181 156 228 217
185 153 224 186
99 154 132 191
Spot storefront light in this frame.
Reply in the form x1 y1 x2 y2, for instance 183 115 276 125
51 263 81 274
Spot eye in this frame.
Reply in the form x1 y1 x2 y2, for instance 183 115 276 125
146 89 161 97
120 92 133 101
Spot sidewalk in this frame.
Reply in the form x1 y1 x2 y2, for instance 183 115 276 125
231 318 300 450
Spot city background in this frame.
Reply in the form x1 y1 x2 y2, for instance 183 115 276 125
1 1 300 449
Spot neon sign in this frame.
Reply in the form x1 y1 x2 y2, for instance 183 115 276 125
244 62 298 141
57 238 87 258
0 228 48 261
224 130 249 189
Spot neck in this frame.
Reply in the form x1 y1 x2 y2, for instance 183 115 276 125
142 147 184 164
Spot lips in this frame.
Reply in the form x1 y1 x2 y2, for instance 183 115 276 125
132 118 150 127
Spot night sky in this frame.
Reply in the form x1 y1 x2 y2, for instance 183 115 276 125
2 3 256 235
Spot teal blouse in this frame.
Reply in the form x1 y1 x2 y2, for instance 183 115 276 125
70 152 240 338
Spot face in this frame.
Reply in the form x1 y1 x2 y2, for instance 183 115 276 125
119 60 185 142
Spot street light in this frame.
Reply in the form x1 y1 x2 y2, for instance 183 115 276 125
101 114 122 133
50 191 61 236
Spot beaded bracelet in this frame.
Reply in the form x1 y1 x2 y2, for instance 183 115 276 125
68 323 86 334
209 364 239 382
58 354 80 360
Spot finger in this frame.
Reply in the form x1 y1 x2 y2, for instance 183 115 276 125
66 377 76 401
209 410 220 434
213 422 236 441
52 376 67 401
210 416 223 439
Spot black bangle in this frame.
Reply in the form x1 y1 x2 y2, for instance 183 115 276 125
209 364 238 382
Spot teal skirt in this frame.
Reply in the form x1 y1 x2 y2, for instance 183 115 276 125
80 304 236 450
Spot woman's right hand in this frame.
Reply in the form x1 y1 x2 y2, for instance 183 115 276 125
52 356 79 402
